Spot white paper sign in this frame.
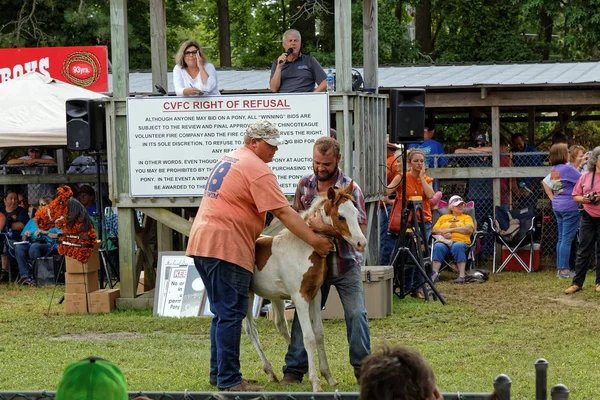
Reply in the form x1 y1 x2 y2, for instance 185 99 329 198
127 93 329 197
154 253 205 318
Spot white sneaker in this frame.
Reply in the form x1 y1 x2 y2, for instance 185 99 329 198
557 269 576 279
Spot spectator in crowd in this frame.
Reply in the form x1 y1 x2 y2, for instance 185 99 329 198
78 185 97 217
511 133 543 210
386 148 435 298
270 29 327 93
186 121 332 391
17 193 34 218
14 196 59 285
0 189 29 282
565 146 600 294
455 136 518 210
55 356 128 400
7 147 56 202
546 144 581 279
455 134 494 258
173 39 220 96
359 345 444 400
280 137 370 385
430 195 475 284
408 123 447 191
380 142 401 264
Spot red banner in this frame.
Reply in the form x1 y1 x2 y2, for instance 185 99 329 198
0 46 108 92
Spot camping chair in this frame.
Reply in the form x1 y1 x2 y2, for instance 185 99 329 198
431 200 487 275
490 205 538 273
1 231 56 284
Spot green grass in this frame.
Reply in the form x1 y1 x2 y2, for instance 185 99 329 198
1 269 600 399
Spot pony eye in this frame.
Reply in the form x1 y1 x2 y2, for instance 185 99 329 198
338 216 346 221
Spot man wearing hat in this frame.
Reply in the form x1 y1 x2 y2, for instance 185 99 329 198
7 147 56 202
186 121 332 392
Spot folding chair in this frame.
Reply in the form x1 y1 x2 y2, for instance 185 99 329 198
1 231 56 284
431 200 486 274
490 205 538 273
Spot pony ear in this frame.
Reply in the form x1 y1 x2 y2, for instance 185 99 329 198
345 180 354 195
327 187 336 201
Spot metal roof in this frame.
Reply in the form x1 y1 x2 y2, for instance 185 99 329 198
110 61 600 93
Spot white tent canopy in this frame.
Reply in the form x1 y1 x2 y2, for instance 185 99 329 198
0 72 107 148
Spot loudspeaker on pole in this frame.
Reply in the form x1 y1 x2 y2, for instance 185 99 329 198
390 89 425 144
66 98 106 151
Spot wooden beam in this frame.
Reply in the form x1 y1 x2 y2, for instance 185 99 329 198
118 208 137 298
0 174 106 185
334 0 352 92
150 0 168 91
110 0 129 98
426 90 600 108
137 208 193 236
427 166 548 179
491 107 501 211
362 0 378 92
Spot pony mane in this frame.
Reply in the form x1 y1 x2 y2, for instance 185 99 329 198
300 195 328 221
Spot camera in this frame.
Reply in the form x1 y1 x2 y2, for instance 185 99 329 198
585 192 599 205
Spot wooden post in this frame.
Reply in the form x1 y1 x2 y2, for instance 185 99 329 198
150 0 168 91
491 107 501 212
110 0 137 299
528 107 536 146
334 0 352 92
362 0 378 92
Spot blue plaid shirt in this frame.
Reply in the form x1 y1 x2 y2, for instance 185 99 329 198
292 170 367 277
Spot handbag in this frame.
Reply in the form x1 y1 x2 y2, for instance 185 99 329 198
33 255 65 287
388 198 403 234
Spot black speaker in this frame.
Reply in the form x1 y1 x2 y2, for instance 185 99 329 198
66 98 106 151
390 89 425 144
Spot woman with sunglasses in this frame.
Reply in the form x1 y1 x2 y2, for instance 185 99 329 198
0 189 29 282
173 40 220 96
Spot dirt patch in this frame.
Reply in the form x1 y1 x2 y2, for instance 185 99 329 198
51 332 144 341
550 296 600 309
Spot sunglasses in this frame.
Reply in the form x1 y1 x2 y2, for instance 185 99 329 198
39 203 46 207
18 200 26 204
476 143 487 147
184 50 198 56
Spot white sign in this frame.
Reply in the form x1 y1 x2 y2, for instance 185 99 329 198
127 93 330 197
154 252 204 318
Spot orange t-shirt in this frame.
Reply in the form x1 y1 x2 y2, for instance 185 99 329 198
394 173 433 223
186 147 290 272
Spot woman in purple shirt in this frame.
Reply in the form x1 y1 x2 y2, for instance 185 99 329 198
548 143 581 279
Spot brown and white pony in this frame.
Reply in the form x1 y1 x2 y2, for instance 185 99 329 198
243 182 367 392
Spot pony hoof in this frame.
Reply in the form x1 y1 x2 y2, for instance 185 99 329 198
327 378 338 386
268 374 279 383
312 386 324 392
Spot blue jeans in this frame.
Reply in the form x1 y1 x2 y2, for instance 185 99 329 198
554 210 580 270
16 242 53 278
379 204 396 265
193 256 252 389
432 241 468 264
283 266 371 377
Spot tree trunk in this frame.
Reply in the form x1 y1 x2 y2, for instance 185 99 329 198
539 9 553 60
415 0 432 54
216 0 231 67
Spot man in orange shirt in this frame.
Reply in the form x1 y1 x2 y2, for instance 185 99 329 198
186 121 332 392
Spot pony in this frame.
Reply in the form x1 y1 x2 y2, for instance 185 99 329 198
243 182 368 392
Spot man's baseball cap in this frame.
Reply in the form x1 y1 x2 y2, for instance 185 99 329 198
246 120 287 146
55 357 128 400
475 133 489 143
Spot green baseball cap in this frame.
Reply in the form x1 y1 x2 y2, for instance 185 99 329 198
56 357 128 400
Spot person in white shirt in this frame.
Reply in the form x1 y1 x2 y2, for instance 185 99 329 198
173 40 220 96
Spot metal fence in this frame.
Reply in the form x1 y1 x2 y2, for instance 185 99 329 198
426 152 568 268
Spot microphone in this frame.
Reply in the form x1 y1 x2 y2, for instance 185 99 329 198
279 47 294 64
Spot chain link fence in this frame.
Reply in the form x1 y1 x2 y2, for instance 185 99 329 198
428 152 564 268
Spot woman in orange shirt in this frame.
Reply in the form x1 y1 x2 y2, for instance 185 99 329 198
386 148 435 298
